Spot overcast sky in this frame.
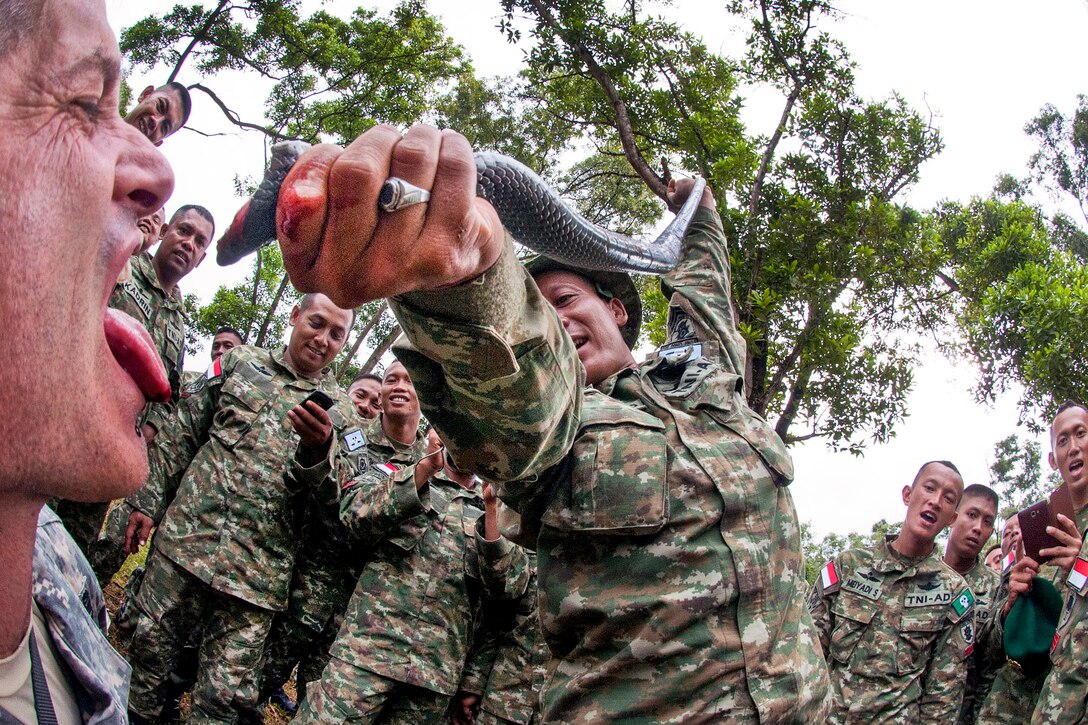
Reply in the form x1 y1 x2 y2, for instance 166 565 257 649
105 0 1088 539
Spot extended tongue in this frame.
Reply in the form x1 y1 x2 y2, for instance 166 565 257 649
104 308 171 403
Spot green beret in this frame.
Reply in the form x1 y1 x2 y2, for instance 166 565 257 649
1004 576 1064 676
524 256 642 350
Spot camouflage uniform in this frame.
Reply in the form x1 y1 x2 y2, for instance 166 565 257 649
810 538 975 723
295 465 530 724
52 252 188 557
977 506 1088 724
958 559 1002 725
388 205 831 722
460 550 548 725
123 345 354 723
27 507 131 724
257 414 426 704
1031 526 1088 722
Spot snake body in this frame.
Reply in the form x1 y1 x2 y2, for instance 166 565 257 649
217 141 705 274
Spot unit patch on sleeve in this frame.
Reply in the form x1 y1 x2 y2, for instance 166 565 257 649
342 428 366 453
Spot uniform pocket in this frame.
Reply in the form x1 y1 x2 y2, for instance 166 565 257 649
895 606 946 674
830 595 876 665
541 400 668 534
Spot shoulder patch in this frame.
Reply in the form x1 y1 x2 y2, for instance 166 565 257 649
951 588 975 620
342 428 366 453
206 357 223 380
373 461 400 477
1068 557 1088 594
961 619 975 658
1003 550 1017 573
820 561 841 593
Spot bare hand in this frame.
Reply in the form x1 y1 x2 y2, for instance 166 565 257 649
288 400 333 448
125 510 155 554
276 125 505 308
1041 513 1082 576
666 177 715 211
1004 555 1041 616
482 482 501 542
414 431 445 490
450 692 480 725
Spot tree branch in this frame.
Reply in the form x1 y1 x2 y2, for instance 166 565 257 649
188 83 296 141
254 272 290 348
358 324 401 375
167 0 231 83
336 301 389 379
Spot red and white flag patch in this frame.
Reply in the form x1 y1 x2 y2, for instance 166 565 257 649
1002 551 1016 573
821 561 839 591
1068 557 1088 593
374 462 400 477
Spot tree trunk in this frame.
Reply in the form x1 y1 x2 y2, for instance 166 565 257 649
358 325 401 375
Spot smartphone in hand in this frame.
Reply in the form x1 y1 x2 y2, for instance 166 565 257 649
302 390 335 411
1018 483 1076 563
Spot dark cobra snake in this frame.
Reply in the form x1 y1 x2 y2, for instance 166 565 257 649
217 140 706 275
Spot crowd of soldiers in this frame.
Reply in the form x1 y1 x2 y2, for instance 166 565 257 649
8 1 1088 723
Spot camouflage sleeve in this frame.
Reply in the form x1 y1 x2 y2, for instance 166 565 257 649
141 400 175 435
658 205 746 377
338 463 427 546
919 605 971 720
125 357 223 521
474 519 531 601
388 237 584 497
459 617 501 697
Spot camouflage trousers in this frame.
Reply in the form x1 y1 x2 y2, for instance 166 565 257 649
87 500 137 585
257 611 337 704
976 662 1049 724
294 656 450 724
124 550 274 724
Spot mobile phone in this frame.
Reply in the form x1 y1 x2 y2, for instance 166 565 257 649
1018 483 1076 563
302 390 335 411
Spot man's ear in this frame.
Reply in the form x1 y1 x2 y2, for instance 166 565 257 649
138 85 155 102
901 484 913 506
195 251 207 268
288 304 301 326
608 296 629 327
1049 451 1058 470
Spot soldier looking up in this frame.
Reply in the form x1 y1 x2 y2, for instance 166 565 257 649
943 484 1001 725
271 124 831 722
348 371 384 420
121 292 357 724
811 460 974 722
0 0 174 719
125 81 191 146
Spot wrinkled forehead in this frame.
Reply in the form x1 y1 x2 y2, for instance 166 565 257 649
533 268 602 300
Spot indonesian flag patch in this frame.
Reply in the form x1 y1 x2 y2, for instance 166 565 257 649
820 561 839 592
206 357 223 379
374 462 400 477
1068 557 1088 593
1003 551 1016 572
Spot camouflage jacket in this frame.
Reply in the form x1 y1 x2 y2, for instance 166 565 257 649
287 414 426 632
977 505 1088 724
461 550 548 725
137 345 354 610
333 468 529 696
1032 521 1088 723
33 507 130 724
958 559 1002 725
389 206 830 722
109 251 187 433
811 539 974 723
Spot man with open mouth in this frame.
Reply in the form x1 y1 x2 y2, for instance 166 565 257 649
810 460 976 722
0 0 174 719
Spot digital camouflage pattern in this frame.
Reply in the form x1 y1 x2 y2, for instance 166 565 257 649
461 550 548 725
389 206 831 723
258 414 427 699
958 559 1002 725
810 538 974 723
976 505 1088 724
138 344 353 610
51 252 189 559
1032 527 1088 722
295 466 529 722
33 507 131 724
125 550 274 721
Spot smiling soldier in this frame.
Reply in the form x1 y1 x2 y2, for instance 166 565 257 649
811 460 975 722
